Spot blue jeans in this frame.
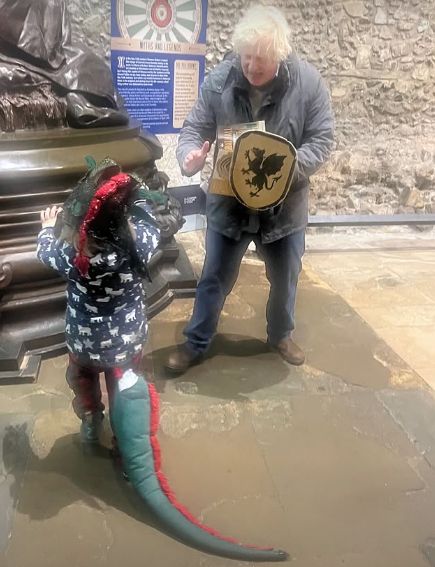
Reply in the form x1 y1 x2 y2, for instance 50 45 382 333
184 229 306 354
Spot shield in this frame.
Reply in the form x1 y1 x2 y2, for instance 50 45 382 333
229 131 297 210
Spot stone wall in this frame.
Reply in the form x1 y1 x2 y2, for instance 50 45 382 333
69 0 111 60
70 0 435 216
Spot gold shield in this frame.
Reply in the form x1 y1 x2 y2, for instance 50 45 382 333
229 131 297 210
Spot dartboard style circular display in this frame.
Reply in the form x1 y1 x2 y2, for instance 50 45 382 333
118 0 202 44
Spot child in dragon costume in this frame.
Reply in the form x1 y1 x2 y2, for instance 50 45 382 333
37 158 161 445
36 158 288 562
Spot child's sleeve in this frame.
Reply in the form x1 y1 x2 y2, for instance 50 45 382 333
36 228 73 278
129 203 161 266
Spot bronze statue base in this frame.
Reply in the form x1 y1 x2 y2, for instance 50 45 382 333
0 123 197 384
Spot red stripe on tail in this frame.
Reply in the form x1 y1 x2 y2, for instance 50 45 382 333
147 382 272 550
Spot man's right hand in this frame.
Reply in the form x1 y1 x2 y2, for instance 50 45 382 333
182 141 210 176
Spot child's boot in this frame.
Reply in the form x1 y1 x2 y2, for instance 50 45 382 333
80 411 104 444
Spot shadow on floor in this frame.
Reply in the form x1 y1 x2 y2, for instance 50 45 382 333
2 423 158 527
147 272 421 395
147 334 291 400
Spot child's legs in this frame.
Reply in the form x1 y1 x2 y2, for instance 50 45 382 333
66 355 104 418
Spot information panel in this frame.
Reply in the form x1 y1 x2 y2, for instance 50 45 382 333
111 0 208 134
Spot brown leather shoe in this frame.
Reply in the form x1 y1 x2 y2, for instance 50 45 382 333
165 344 202 374
271 337 305 366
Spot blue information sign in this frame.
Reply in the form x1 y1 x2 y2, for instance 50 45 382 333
111 0 208 135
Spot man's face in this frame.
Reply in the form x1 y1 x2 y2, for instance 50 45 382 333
240 47 279 87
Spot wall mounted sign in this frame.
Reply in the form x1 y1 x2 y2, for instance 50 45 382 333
111 0 208 134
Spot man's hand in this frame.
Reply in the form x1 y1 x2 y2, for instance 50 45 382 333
40 206 62 229
183 141 210 176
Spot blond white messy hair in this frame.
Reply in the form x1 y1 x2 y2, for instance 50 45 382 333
232 4 292 62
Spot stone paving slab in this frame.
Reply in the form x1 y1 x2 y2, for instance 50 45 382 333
377 389 435 469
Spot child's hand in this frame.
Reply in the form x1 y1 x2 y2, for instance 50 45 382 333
40 206 62 229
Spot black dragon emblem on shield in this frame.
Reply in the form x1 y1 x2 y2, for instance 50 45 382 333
241 147 286 197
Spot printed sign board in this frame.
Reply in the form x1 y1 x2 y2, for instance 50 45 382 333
111 0 208 134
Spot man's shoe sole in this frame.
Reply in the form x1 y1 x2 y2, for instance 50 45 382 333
281 355 305 366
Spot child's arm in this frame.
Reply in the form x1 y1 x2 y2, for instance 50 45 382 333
131 218 160 265
128 202 161 266
36 206 73 278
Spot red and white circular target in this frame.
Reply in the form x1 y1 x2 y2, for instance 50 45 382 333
118 0 202 44
151 0 172 28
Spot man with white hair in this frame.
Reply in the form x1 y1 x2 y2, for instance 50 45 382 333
166 4 334 373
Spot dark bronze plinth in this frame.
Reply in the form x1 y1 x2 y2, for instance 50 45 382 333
0 122 197 384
